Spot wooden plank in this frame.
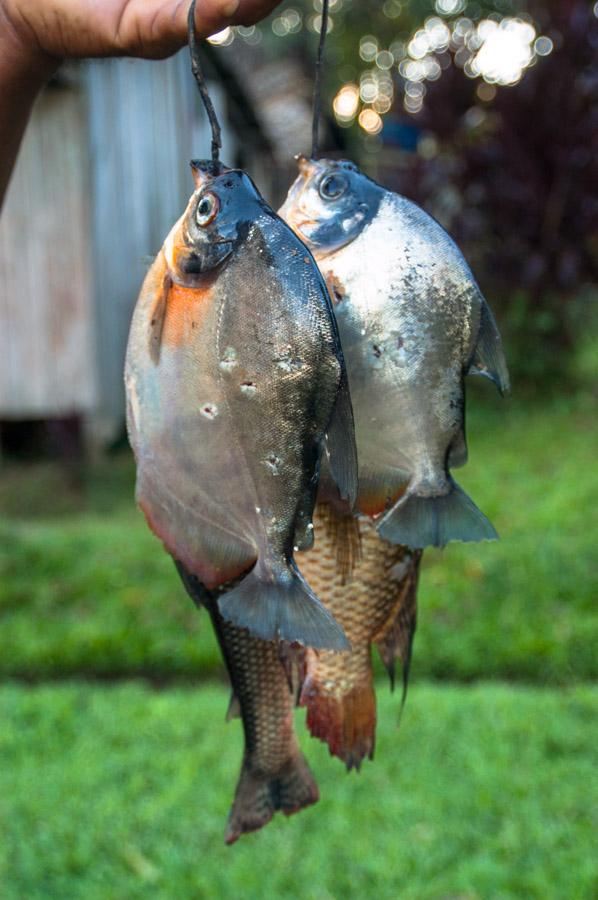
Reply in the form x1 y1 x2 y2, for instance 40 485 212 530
0 83 96 416
85 52 235 431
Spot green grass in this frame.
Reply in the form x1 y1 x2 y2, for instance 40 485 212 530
0 682 596 899
0 392 596 681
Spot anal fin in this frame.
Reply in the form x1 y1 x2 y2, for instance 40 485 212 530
468 298 510 395
374 549 422 709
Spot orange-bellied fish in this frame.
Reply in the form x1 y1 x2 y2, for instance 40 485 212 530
297 502 421 769
280 157 509 549
125 161 357 648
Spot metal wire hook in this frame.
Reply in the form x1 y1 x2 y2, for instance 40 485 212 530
188 0 223 168
311 0 330 159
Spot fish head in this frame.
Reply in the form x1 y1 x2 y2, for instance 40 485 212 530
279 156 383 256
165 161 266 285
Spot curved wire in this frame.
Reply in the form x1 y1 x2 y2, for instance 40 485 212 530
188 0 222 167
311 0 330 159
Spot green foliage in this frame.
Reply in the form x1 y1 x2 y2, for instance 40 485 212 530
0 393 596 683
0 682 596 899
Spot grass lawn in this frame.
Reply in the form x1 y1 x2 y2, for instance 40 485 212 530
1 392 596 682
0 682 596 899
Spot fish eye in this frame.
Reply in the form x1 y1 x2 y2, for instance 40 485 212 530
196 192 219 227
319 173 348 201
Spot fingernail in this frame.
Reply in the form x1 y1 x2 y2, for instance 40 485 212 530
219 0 240 16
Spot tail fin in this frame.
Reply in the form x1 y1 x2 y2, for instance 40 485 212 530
377 480 498 549
224 754 319 844
217 562 349 650
301 675 376 771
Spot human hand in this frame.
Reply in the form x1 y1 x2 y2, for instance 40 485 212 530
0 0 280 73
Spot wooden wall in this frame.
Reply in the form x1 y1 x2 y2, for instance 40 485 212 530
85 52 237 437
0 51 241 438
0 80 96 417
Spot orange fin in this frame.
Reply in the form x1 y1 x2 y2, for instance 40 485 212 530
301 672 376 771
356 471 407 519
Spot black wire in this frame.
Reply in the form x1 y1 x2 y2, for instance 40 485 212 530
188 0 222 167
311 0 330 159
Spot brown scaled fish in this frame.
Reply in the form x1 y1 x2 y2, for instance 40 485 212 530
125 162 357 649
297 502 421 770
178 567 318 844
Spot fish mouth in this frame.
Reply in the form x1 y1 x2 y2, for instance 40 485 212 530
290 219 320 248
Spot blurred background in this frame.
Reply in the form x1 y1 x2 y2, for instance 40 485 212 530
0 1 596 897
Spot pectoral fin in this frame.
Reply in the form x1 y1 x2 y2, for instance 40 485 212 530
325 373 358 508
148 273 171 364
448 428 468 468
468 299 510 395
225 691 241 722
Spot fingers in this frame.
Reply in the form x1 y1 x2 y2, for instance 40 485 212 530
127 0 280 59
0 0 284 65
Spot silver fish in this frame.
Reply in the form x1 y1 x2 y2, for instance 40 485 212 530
280 157 509 549
125 161 356 648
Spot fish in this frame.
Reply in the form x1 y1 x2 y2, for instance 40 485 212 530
280 157 509 549
177 565 319 844
125 161 357 648
297 501 421 770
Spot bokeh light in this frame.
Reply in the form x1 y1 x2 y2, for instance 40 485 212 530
435 0 465 14
359 36 379 62
358 109 383 134
470 19 538 86
333 84 360 125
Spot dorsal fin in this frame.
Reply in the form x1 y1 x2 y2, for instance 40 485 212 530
468 299 510 395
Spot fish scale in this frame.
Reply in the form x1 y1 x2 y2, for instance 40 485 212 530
126 162 357 650
280 157 509 550
176 565 319 844
297 503 421 770
214 612 320 843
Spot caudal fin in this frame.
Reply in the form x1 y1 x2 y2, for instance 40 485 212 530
217 562 350 650
301 674 376 771
224 754 319 844
376 480 498 549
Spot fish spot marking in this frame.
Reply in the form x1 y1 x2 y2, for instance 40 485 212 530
240 381 257 396
264 453 282 475
219 347 238 372
200 403 219 419
325 273 347 307
275 346 304 373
